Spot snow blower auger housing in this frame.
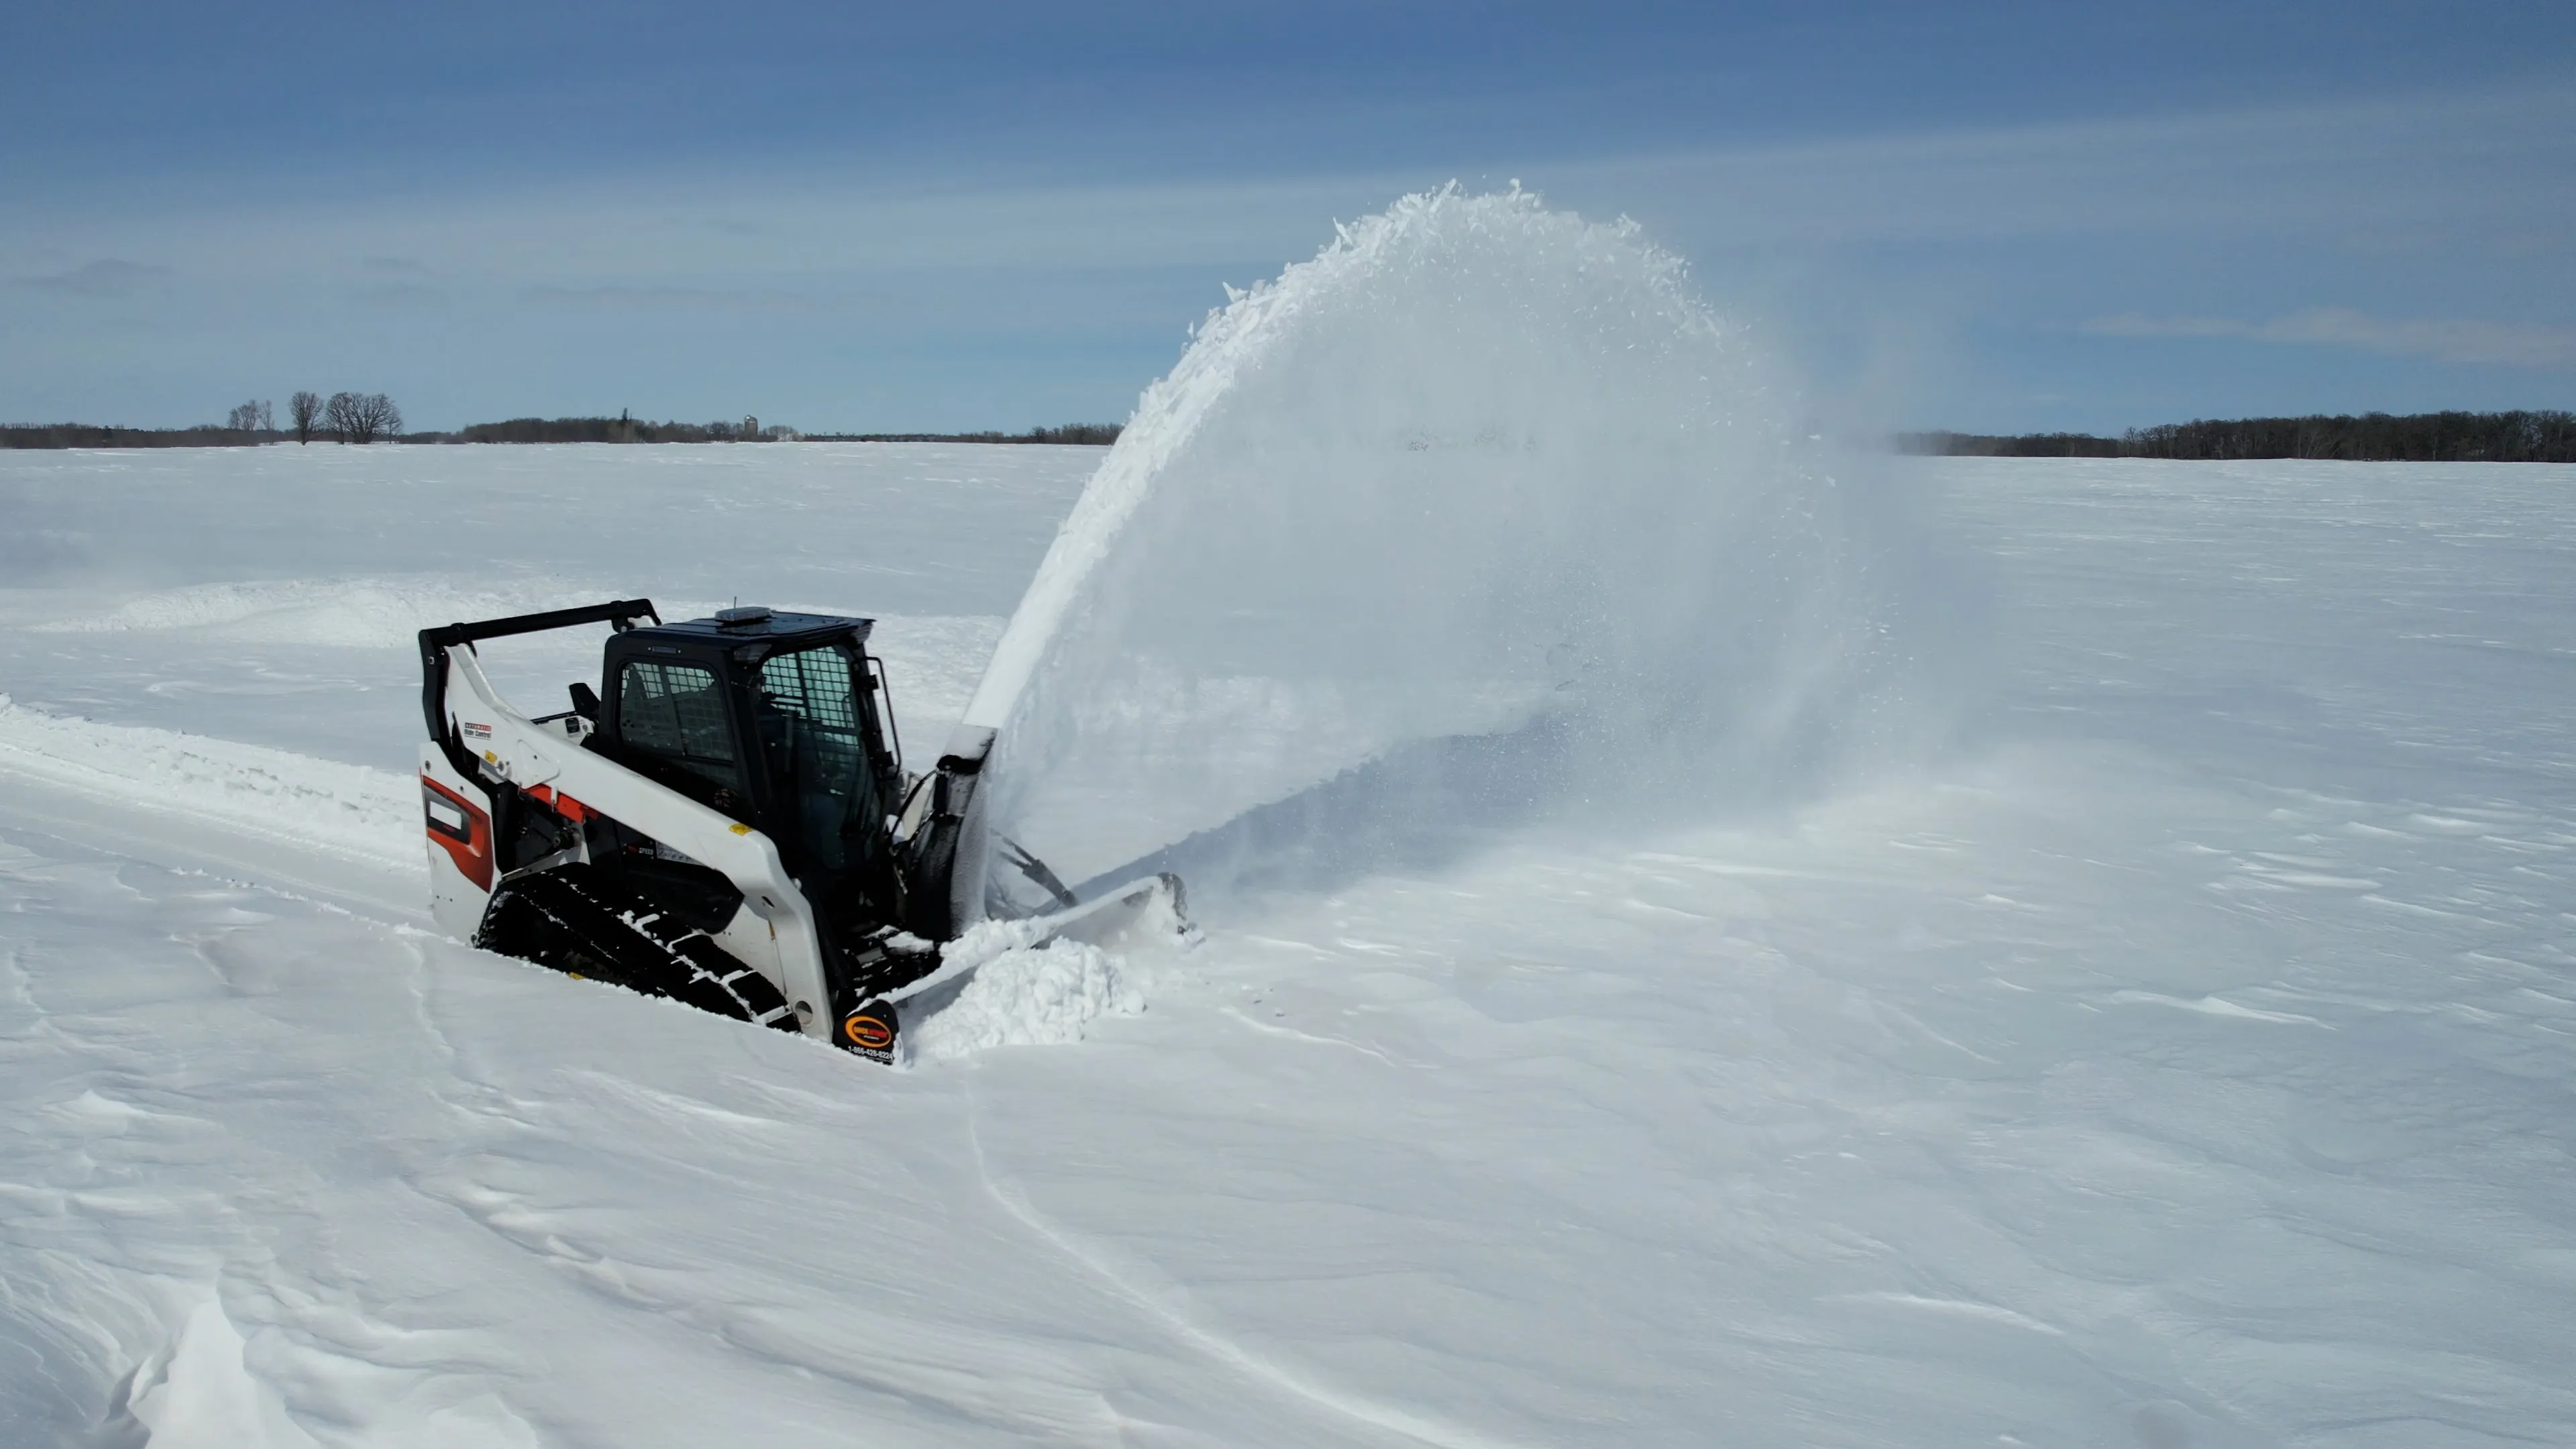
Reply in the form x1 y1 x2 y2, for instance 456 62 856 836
418 599 1183 1063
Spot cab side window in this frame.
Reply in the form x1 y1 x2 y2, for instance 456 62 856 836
616 660 743 799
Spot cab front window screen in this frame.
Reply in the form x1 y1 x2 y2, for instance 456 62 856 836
755 647 880 871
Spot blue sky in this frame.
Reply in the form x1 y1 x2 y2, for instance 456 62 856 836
5 1 2571 433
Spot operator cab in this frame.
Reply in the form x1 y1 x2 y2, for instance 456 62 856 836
591 606 908 931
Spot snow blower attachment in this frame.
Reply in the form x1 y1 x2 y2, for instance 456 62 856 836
418 600 1185 1063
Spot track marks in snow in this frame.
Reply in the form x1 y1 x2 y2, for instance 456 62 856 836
1217 1005 1419 1068
961 1089 1538 1449
2106 991 2332 1028
409 1162 678 1313
372 955 1167 1443
560 1069 796 1135
406 1143 1132 1443
1833 1291 2068 1338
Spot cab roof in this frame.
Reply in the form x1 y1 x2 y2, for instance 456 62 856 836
625 606 873 651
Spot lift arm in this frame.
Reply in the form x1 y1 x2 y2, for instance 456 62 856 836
419 599 657 771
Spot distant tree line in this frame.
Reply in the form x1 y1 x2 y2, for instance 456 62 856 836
0 410 1126 449
1902 411 2576 463
1898 431 2124 458
441 413 792 444
800 424 1122 445
2 392 399 448
0 423 275 449
390 417 1119 445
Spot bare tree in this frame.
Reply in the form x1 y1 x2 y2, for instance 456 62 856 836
225 399 274 433
325 391 404 444
289 391 323 444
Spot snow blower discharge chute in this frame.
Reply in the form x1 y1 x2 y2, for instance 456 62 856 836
417 600 1185 1063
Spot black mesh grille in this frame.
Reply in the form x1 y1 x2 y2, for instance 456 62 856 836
618 661 740 790
755 647 877 871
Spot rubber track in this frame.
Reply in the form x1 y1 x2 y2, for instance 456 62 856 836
478 865 799 1031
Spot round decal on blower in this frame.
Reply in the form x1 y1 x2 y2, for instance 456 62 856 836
844 1012 895 1052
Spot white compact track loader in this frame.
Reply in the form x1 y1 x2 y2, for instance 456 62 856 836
418 599 1183 1062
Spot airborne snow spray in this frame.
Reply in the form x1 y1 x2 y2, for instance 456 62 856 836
965 186 1962 900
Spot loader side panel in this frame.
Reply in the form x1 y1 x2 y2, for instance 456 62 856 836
708 900 788 983
420 744 496 940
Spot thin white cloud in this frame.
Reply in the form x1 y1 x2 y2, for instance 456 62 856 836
1597 87 2576 246
2086 308 2576 371
2086 314 2245 339
15 87 2571 284
519 284 812 311
13 258 169 297
356 281 444 306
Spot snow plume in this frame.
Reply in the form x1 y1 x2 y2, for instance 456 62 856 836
977 185 1961 890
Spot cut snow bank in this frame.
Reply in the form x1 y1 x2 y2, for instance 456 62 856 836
0 695 415 868
977 186 1967 883
31 576 599 649
907 917 1144 1063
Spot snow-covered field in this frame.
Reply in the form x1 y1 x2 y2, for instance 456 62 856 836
3 437 2571 1448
